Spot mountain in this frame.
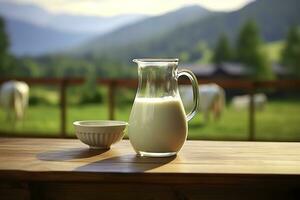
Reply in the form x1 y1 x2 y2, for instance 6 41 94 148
74 5 212 55
45 14 146 35
0 1 52 25
75 0 300 63
0 1 146 34
143 0 300 56
0 1 147 56
5 18 92 56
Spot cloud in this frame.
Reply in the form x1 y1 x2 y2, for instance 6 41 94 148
8 0 253 16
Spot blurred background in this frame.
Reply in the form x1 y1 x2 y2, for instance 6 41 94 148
0 0 299 141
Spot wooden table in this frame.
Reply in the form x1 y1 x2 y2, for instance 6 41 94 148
0 138 300 200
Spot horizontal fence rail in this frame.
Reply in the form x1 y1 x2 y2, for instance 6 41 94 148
0 78 300 141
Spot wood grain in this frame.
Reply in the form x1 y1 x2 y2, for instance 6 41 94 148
1 138 300 199
0 138 300 183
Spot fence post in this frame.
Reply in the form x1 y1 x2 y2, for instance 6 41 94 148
60 79 67 137
248 83 255 141
108 81 116 120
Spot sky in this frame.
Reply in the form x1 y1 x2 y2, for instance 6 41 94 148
11 0 254 16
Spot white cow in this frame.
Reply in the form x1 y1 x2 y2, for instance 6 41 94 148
180 84 225 123
0 80 29 122
231 93 267 111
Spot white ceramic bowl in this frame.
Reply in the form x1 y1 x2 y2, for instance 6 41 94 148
73 120 128 149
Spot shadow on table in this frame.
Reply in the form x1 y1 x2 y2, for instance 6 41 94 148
75 154 176 172
37 148 109 161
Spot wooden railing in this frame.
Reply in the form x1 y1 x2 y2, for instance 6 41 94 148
0 78 300 140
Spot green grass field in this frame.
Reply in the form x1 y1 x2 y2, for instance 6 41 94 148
0 100 299 141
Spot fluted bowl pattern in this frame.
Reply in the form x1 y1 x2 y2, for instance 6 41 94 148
73 120 128 149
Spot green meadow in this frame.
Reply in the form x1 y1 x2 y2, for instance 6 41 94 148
1 99 299 141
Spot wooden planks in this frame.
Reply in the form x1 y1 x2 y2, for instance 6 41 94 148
0 138 300 182
1 138 300 199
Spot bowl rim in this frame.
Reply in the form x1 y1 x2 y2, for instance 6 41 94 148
73 120 128 127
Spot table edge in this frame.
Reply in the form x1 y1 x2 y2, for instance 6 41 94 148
1 170 300 185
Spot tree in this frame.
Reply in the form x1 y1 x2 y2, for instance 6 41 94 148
0 16 12 76
213 33 233 64
79 65 103 104
236 20 274 80
281 26 300 77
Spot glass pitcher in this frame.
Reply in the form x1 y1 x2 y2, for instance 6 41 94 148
128 58 199 157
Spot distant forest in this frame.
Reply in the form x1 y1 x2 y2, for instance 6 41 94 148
1 18 300 80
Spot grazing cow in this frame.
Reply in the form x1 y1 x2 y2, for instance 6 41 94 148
0 80 29 122
180 84 225 123
231 93 267 111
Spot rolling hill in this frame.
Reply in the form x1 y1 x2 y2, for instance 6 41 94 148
74 5 212 55
74 0 300 63
5 18 92 56
0 1 146 56
0 1 146 34
141 0 300 56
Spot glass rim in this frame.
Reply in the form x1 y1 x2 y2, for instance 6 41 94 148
133 58 179 63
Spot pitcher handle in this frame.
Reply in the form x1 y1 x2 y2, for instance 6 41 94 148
177 69 200 121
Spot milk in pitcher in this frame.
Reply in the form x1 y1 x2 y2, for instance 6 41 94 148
128 96 187 155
